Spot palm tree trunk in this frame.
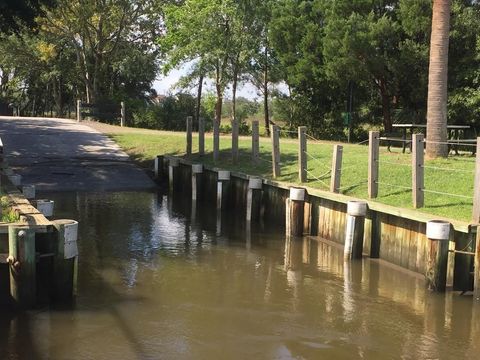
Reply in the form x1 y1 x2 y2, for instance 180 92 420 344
426 0 451 158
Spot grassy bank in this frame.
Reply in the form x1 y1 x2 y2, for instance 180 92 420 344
87 122 475 222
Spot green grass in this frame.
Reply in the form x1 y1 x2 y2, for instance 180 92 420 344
110 130 475 222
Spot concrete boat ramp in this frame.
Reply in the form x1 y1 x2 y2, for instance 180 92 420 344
0 116 155 192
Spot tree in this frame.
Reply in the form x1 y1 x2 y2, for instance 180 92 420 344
426 0 451 158
0 0 55 33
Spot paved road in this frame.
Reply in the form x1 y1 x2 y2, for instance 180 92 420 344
0 116 155 192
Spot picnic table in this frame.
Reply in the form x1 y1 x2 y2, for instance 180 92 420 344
391 124 471 153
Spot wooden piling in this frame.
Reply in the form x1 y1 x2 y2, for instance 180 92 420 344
8 226 36 308
120 101 126 127
412 133 424 208
76 100 82 122
330 145 343 193
287 188 306 237
186 116 193 157
298 126 307 182
246 177 263 222
344 201 367 260
213 117 220 162
232 118 239 163
154 155 164 179
169 157 179 192
252 120 259 164
217 170 230 211
369 211 381 258
472 138 480 222
191 164 203 201
271 125 281 178
199 117 205 156
52 219 78 302
368 131 379 198
425 220 450 292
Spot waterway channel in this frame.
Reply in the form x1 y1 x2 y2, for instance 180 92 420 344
1 190 479 359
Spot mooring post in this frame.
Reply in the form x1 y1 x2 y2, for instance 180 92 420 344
191 164 203 201
199 117 205 156
36 199 54 218
330 144 343 193
52 219 79 301
216 170 230 211
120 101 126 127
425 220 451 292
271 125 281 178
232 117 239 163
213 117 220 162
252 120 259 164
412 133 424 208
298 126 307 182
8 226 36 308
186 116 193 157
246 177 263 222
168 157 180 192
368 131 379 198
474 227 480 300
472 138 480 222
76 100 82 122
154 155 164 179
22 185 35 199
344 201 367 260
286 187 306 237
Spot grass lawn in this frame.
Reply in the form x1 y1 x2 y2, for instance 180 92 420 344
92 123 476 222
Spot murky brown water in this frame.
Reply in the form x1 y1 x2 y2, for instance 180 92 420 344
1 191 479 359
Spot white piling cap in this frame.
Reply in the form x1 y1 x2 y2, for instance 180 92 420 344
22 185 35 199
169 157 180 167
36 199 55 217
8 174 21 186
289 187 306 201
218 170 230 181
347 201 367 216
248 177 263 190
426 220 451 241
192 164 203 174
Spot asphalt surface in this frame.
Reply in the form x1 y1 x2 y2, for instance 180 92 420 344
0 116 155 192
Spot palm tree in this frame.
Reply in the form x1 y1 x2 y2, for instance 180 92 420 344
426 0 451 158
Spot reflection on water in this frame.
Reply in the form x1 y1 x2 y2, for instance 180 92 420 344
0 190 479 359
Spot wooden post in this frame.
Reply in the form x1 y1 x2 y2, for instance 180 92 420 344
412 133 424 208
216 170 230 211
425 220 450 292
287 188 306 237
168 157 179 192
369 211 381 258
344 201 367 260
186 116 193 157
198 117 205 156
52 219 78 302
271 125 281 178
246 177 263 222
368 131 379 198
472 138 480 222
298 126 307 182
8 226 36 308
154 155 164 179
330 145 343 193
191 164 203 201
120 101 126 127
252 120 259 164
474 228 480 300
213 117 220 162
232 117 239 163
76 100 82 122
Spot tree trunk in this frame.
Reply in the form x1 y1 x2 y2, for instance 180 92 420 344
426 0 451 158
195 74 204 131
379 78 392 133
263 46 270 136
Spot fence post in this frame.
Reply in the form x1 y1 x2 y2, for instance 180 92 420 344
120 101 125 127
232 117 239 163
472 138 480 222
252 120 259 164
76 100 82 122
368 131 379 198
186 116 193 157
271 124 281 178
412 133 424 208
475 229 480 300
298 126 307 182
330 144 343 193
213 117 220 162
198 117 205 156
